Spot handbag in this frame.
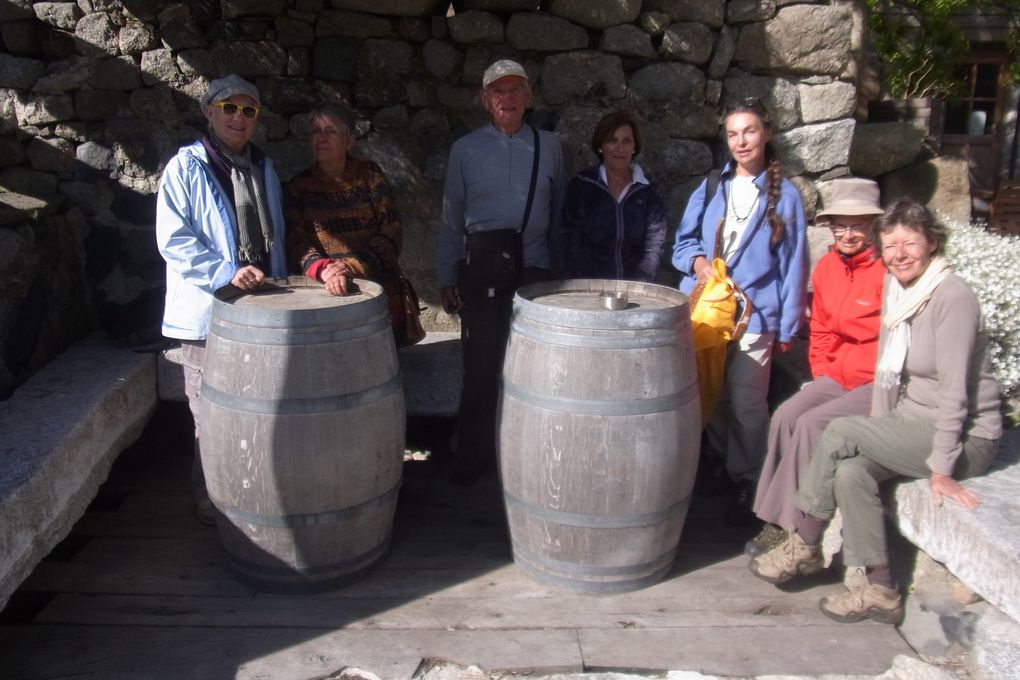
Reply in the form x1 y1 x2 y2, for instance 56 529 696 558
688 218 753 427
395 273 426 347
462 228 522 293
689 219 753 342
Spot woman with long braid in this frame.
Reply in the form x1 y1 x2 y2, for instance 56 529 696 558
672 97 809 524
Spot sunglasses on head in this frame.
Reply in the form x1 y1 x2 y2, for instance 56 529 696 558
725 96 767 114
210 101 260 119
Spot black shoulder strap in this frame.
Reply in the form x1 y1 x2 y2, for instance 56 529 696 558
705 169 722 206
703 169 724 258
520 126 541 235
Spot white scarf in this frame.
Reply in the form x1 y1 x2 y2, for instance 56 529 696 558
874 255 951 389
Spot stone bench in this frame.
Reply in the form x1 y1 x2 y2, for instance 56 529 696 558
893 425 1020 677
0 336 157 610
158 330 463 417
894 426 1020 624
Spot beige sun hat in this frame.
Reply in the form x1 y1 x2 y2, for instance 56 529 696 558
816 178 883 220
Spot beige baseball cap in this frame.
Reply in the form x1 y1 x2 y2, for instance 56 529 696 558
482 59 528 88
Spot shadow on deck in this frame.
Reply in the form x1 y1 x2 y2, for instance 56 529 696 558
0 403 915 680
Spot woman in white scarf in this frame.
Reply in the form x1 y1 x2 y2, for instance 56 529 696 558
749 198 1002 626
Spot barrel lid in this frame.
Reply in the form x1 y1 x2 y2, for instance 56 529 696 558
513 279 691 331
214 278 383 311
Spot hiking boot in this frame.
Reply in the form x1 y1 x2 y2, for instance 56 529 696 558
819 566 904 624
744 523 788 557
724 480 757 526
749 532 823 584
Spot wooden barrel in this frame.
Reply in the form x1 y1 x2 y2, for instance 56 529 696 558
199 278 405 592
499 279 700 593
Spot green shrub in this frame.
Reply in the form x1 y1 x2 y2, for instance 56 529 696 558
943 216 1020 398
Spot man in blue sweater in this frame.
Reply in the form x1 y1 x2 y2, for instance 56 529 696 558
437 59 565 485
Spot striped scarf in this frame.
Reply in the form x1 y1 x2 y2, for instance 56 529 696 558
209 133 275 264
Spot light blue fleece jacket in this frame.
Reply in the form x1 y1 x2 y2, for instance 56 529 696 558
155 140 288 340
672 162 808 343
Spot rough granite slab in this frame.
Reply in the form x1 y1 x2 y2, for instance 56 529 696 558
894 426 1020 623
398 331 461 417
0 337 157 610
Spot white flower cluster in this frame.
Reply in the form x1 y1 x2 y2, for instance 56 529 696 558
943 216 1020 397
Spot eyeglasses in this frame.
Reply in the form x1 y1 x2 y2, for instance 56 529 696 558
824 223 870 236
210 101 260 119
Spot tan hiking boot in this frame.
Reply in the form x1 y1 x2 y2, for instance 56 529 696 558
749 532 823 584
819 566 903 624
744 523 788 557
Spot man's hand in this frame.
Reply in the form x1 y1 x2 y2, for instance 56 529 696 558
930 472 980 509
440 285 461 314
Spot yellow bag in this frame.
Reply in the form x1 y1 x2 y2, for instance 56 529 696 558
689 256 752 428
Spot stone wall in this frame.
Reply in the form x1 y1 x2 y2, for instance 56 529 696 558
0 0 873 396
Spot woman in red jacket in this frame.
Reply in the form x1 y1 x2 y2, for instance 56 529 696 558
747 178 886 555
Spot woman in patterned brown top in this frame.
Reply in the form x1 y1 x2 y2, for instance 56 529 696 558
285 103 408 333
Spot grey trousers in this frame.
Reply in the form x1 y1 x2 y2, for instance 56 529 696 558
753 377 873 531
795 413 999 566
704 332 775 483
179 340 209 504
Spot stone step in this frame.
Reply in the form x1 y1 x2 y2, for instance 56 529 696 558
0 335 157 610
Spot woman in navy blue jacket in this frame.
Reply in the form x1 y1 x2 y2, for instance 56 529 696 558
672 97 809 524
561 111 667 282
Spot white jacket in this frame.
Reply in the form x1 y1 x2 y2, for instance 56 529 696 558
156 140 288 340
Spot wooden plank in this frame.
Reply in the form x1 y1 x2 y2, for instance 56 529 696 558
579 625 914 676
34 590 830 630
0 625 583 680
19 560 254 597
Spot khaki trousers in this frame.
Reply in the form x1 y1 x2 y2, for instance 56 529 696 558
795 413 999 566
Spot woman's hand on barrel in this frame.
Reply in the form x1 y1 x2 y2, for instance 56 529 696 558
929 472 980 509
231 265 266 291
322 259 351 296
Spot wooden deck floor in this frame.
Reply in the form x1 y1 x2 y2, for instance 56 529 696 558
1 404 914 680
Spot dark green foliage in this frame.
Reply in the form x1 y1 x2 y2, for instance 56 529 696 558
864 0 1020 97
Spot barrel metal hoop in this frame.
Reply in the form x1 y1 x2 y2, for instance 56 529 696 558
501 379 697 416
224 537 391 579
510 318 679 349
214 480 401 528
502 489 691 529
209 314 391 346
511 539 678 578
511 557 674 594
201 373 403 415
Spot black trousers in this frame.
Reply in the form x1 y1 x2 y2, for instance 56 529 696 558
453 266 550 476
